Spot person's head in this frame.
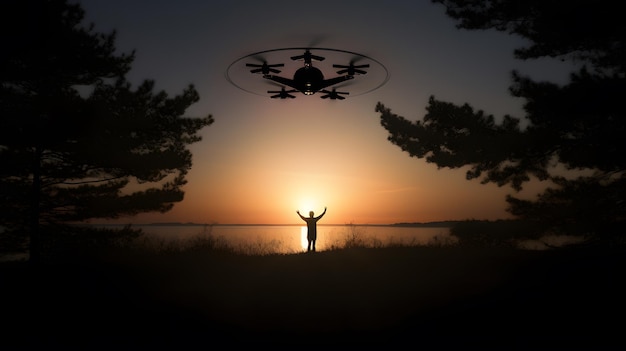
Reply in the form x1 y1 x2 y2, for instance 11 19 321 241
309 211 314 217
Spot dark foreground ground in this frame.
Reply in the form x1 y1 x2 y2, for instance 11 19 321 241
2 245 625 350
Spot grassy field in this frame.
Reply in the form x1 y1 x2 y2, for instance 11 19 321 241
2 233 625 350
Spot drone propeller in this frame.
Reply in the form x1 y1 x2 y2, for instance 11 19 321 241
246 61 284 75
333 62 370 75
267 87 297 99
320 88 349 100
290 49 325 63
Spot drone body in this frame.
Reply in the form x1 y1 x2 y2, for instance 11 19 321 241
228 47 389 100
248 49 368 99
265 65 353 96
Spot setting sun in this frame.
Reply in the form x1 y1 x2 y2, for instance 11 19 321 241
297 197 323 215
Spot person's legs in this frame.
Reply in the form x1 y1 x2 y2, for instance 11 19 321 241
312 239 316 252
307 240 311 252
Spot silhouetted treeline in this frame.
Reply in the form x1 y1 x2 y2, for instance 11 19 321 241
0 0 213 262
377 1 626 244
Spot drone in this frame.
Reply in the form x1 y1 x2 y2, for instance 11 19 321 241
246 49 369 100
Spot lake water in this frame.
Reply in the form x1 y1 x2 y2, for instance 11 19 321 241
127 224 454 254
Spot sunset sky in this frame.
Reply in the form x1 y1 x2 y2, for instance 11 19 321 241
79 0 575 225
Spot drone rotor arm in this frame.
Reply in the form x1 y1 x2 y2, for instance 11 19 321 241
263 75 300 92
291 50 325 62
317 75 354 91
267 86 298 99
333 63 370 75
247 62 284 74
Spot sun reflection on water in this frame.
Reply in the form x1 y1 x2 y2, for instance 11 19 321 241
300 226 308 251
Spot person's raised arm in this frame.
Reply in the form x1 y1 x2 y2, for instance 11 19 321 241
315 206 327 220
296 210 306 221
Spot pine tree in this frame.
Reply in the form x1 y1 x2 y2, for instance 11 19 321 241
0 0 214 261
377 0 626 241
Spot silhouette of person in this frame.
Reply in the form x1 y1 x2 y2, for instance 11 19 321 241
297 207 327 252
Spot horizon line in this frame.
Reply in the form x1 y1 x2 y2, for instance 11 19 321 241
90 220 489 227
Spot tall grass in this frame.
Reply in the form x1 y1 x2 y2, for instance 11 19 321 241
127 223 457 256
132 224 233 254
326 223 457 251
21 223 459 262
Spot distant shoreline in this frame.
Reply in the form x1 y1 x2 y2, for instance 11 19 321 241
91 221 459 228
